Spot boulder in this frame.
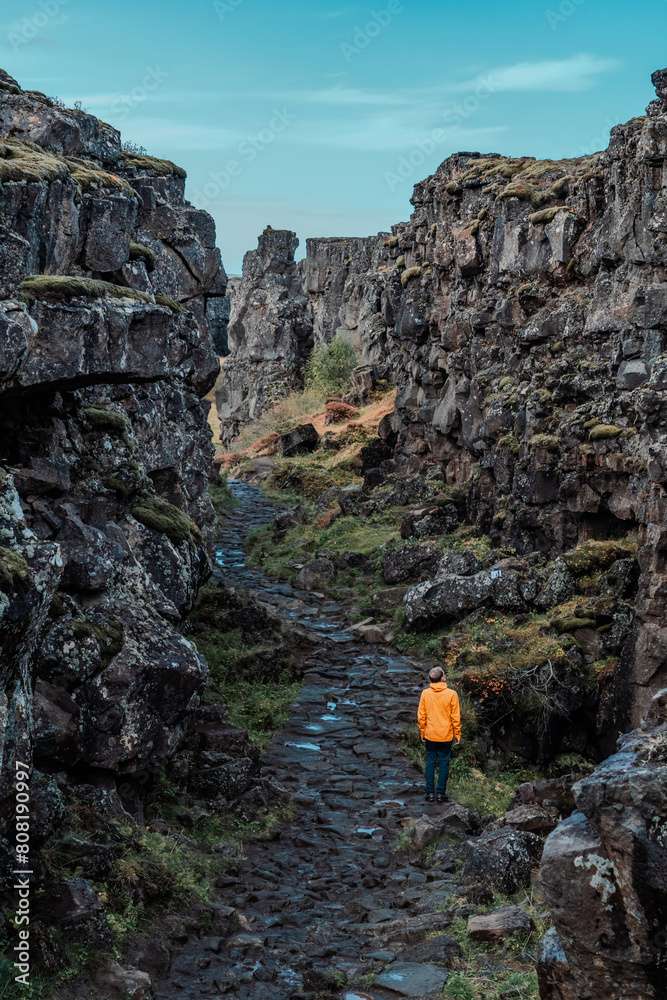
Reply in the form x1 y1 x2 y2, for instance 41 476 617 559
463 827 542 898
467 905 533 942
296 557 336 591
93 961 154 999
382 542 441 584
537 720 667 1000
501 803 559 834
278 422 320 457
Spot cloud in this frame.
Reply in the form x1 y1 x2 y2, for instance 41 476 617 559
451 54 619 94
292 115 507 152
277 86 411 107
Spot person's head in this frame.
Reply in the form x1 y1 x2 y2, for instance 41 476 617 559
429 666 445 684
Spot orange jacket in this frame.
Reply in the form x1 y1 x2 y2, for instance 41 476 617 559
417 682 461 743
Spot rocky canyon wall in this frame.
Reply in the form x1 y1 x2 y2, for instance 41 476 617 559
0 67 234 943
221 69 667 728
216 227 386 443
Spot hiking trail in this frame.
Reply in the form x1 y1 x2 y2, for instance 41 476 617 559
155 479 463 1000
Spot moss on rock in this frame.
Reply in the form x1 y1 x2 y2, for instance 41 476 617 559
400 265 423 287
589 424 623 441
563 538 638 576
0 138 69 184
129 242 156 271
19 275 153 305
131 496 201 545
0 546 29 590
82 406 130 435
528 205 571 225
121 152 186 179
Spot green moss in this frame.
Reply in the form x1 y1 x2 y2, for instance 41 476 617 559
589 423 623 441
0 546 29 590
0 138 69 183
81 405 130 435
383 235 399 248
129 241 156 271
395 254 406 269
121 151 186 178
498 180 540 205
550 616 598 633
103 476 135 499
19 275 153 305
131 496 201 545
563 537 638 576
498 434 520 455
529 434 560 451
70 619 123 663
154 292 185 313
65 157 136 196
528 205 570 225
400 265 423 287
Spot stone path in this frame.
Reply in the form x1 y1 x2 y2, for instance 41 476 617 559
156 480 463 1000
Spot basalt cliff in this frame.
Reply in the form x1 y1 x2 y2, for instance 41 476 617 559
219 69 667 999
0 67 260 981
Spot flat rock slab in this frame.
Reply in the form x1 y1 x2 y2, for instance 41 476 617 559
374 962 448 996
468 904 533 941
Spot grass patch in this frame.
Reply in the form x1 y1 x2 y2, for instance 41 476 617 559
248 510 399 585
120 151 186 178
0 138 69 183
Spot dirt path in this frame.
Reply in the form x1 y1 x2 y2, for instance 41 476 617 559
155 480 464 1000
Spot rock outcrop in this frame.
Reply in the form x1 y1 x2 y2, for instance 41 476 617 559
0 67 227 918
223 69 666 728
348 71 667 725
216 229 385 443
538 689 667 1000
216 227 313 443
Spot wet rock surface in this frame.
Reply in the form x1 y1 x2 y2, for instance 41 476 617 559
153 481 493 999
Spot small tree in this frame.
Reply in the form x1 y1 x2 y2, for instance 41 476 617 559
305 336 358 396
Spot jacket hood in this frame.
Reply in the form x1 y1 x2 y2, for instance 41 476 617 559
429 681 448 691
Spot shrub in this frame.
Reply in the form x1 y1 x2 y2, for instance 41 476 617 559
324 400 358 425
305 336 358 396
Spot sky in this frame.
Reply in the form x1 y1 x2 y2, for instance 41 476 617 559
1 0 664 273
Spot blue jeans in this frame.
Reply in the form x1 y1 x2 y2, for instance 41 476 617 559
424 740 453 795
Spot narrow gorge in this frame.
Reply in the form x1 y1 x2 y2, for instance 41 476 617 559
0 62 665 1000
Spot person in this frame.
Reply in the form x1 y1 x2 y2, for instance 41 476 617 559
417 666 461 803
